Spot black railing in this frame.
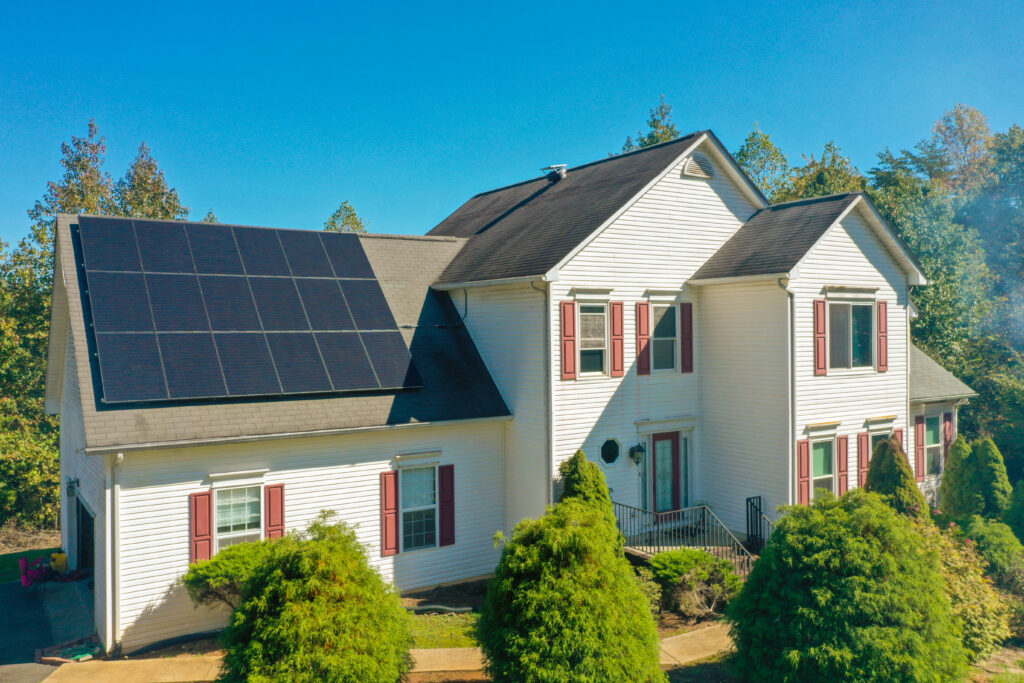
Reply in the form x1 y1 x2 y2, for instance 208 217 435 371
745 496 775 554
612 501 756 579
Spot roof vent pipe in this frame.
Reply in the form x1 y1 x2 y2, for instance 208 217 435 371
542 164 567 182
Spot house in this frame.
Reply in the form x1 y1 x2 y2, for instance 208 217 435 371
45 130 975 653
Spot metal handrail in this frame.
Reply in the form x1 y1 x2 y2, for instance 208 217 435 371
612 501 756 579
745 496 775 553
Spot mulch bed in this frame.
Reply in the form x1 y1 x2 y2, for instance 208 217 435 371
658 612 722 639
402 579 489 611
123 636 223 659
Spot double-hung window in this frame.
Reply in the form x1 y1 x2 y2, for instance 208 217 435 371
811 440 835 500
215 486 262 552
925 416 943 475
651 305 677 371
829 302 873 369
579 304 607 375
401 466 437 551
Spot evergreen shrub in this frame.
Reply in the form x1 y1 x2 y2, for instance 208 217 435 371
182 539 276 611
1003 480 1024 543
963 516 1024 594
940 436 982 519
864 435 928 518
648 548 740 618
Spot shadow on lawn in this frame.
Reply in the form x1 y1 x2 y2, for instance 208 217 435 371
666 653 739 683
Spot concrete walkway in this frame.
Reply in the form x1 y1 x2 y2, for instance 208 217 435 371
43 622 733 680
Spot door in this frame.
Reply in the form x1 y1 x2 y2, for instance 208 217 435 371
76 499 94 570
651 432 685 512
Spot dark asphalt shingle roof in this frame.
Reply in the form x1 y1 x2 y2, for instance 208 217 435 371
429 132 705 284
691 193 861 281
910 344 977 403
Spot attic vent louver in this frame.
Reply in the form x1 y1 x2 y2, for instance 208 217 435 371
682 153 714 179
542 164 567 182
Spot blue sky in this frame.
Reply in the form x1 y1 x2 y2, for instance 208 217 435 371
1 0 1021 245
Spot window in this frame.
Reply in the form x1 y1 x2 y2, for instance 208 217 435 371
401 466 437 551
871 432 889 454
651 305 677 371
811 440 834 500
579 304 607 374
215 486 262 552
925 416 942 475
829 302 873 369
600 439 620 464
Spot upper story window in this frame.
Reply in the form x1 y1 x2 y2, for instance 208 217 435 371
215 486 262 552
579 304 607 375
652 305 678 371
829 302 873 369
925 416 942 475
401 466 437 551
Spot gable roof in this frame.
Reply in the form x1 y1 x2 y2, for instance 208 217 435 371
690 192 926 285
429 131 766 286
910 344 977 403
47 215 509 452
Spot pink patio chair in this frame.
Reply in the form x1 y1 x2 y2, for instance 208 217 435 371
18 556 46 594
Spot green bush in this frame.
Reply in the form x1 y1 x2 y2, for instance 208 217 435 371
962 516 1024 594
634 565 661 617
182 539 276 611
219 514 412 683
727 489 967 682
864 435 928 518
917 522 1009 661
478 498 665 683
648 548 740 618
973 438 1013 518
0 429 59 529
940 436 982 519
1003 480 1024 543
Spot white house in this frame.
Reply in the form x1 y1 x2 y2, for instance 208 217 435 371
45 130 975 653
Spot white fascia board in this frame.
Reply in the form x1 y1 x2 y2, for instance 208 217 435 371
44 220 71 413
687 273 790 286
431 274 548 291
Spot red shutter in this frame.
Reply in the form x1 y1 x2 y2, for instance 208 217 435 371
680 302 694 373
265 484 285 539
943 412 954 462
381 471 399 556
189 491 213 563
797 440 810 505
894 428 904 450
636 301 651 376
877 300 888 372
837 436 849 494
439 464 455 547
858 432 870 487
914 417 925 482
813 299 827 376
560 301 577 380
610 302 624 377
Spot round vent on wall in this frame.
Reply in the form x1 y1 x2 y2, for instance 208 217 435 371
683 153 715 179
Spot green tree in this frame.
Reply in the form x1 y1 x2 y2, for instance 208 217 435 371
864 435 928 518
774 141 867 202
201 209 219 223
942 436 983 519
621 95 680 153
324 200 367 233
930 103 994 193
727 490 968 682
182 539 277 610
733 123 791 201
1004 480 1024 543
557 450 616 529
0 429 59 528
972 438 1013 518
113 143 189 220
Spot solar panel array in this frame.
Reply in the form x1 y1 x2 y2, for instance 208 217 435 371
73 216 421 405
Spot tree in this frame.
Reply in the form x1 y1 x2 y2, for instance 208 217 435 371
733 124 791 201
774 141 867 202
557 450 616 529
942 436 983 519
930 104 994 193
727 490 967 682
182 539 277 611
113 143 189 220
323 200 367 233
972 438 1013 518
0 429 59 528
201 209 218 223
1004 480 1024 543
864 435 928 518
621 95 680 153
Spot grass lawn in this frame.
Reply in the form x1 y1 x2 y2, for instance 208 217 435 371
408 612 479 649
0 547 60 583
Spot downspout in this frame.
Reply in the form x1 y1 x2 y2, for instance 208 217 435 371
103 453 114 650
530 280 554 507
113 452 122 653
778 277 796 506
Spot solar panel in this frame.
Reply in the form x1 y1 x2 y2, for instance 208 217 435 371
74 216 420 405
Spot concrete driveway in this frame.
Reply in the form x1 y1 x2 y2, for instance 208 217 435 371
0 578 95 683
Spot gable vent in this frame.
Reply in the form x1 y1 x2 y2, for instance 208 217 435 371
682 153 714 179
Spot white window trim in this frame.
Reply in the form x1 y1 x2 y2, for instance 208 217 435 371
577 301 609 378
810 436 837 501
399 464 440 554
213 483 265 554
826 299 876 373
650 302 680 374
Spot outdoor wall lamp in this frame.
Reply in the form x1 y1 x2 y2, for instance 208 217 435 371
66 477 80 497
629 443 646 465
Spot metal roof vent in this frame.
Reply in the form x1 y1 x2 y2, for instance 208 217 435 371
542 164 567 182
682 153 714 179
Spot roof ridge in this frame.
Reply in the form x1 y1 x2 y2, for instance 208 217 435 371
765 191 863 210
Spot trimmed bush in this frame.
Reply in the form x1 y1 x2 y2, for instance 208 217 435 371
478 498 665 683
1003 480 1024 543
634 565 662 617
917 522 1009 661
864 435 928 518
727 489 967 682
219 514 412 682
972 438 1013 518
648 548 740 618
941 437 1013 521
182 539 276 611
940 436 982 519
963 516 1024 594
558 449 619 534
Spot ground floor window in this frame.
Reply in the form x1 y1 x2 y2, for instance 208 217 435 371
926 415 943 475
401 466 437 551
871 432 889 453
812 440 834 500
215 486 262 552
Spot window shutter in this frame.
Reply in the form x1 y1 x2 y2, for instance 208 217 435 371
797 440 810 505
680 302 694 373
943 412 954 462
894 428 904 450
264 484 285 539
560 301 577 380
439 464 455 547
636 301 651 376
877 300 888 372
381 471 399 556
914 417 925 482
813 299 827 376
609 302 625 377
189 491 213 563
858 432 870 487
837 435 849 494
